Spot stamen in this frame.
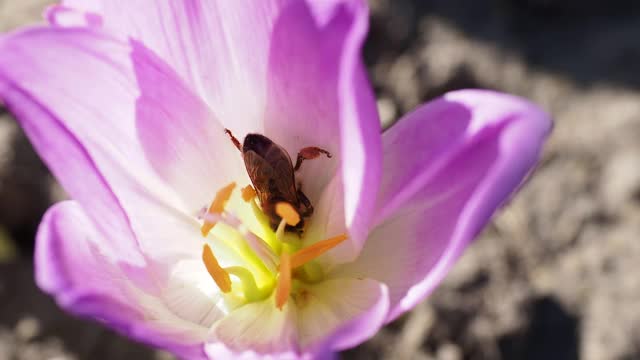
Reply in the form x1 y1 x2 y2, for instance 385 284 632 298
241 185 256 202
275 202 300 226
275 249 292 310
201 182 236 236
290 234 348 269
202 244 232 293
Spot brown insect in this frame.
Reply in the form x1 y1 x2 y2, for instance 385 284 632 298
225 129 332 233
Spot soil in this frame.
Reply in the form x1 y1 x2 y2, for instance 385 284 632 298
1 1 639 359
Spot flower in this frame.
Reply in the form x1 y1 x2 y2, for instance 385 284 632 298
0 0 551 359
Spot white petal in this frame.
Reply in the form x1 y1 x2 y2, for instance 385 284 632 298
297 278 388 351
161 260 227 327
210 277 388 355
302 174 350 266
212 296 298 355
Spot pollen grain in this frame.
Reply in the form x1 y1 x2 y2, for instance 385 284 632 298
275 202 300 226
241 184 257 202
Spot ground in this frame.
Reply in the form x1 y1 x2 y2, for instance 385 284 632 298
1 1 639 359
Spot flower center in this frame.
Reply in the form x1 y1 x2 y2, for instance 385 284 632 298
198 182 347 310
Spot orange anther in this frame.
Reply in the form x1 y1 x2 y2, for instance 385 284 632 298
201 182 236 236
202 244 232 293
290 234 348 269
275 250 292 310
241 185 256 202
275 202 300 226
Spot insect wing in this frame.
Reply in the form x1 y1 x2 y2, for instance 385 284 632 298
243 148 298 204
243 151 274 204
261 143 298 203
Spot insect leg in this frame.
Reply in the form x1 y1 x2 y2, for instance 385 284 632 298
297 189 314 217
224 128 242 152
294 147 332 171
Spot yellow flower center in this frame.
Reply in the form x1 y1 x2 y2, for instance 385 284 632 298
199 182 346 310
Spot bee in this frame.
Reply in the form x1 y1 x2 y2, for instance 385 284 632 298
225 129 331 233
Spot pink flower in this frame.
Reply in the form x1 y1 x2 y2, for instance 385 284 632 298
0 0 551 359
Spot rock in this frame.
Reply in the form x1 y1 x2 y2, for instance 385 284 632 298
0 0 52 32
14 317 40 342
601 146 640 214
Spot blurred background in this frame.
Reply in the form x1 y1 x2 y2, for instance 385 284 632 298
1 0 640 359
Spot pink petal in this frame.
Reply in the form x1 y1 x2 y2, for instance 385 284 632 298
36 201 207 359
299 278 389 352
0 29 145 264
205 344 336 360
60 0 102 13
208 278 388 356
132 40 245 211
211 297 298 356
262 0 382 263
0 28 217 262
36 201 142 321
45 1 103 27
45 5 103 28
49 1 383 262
50 0 281 136
337 89 551 321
